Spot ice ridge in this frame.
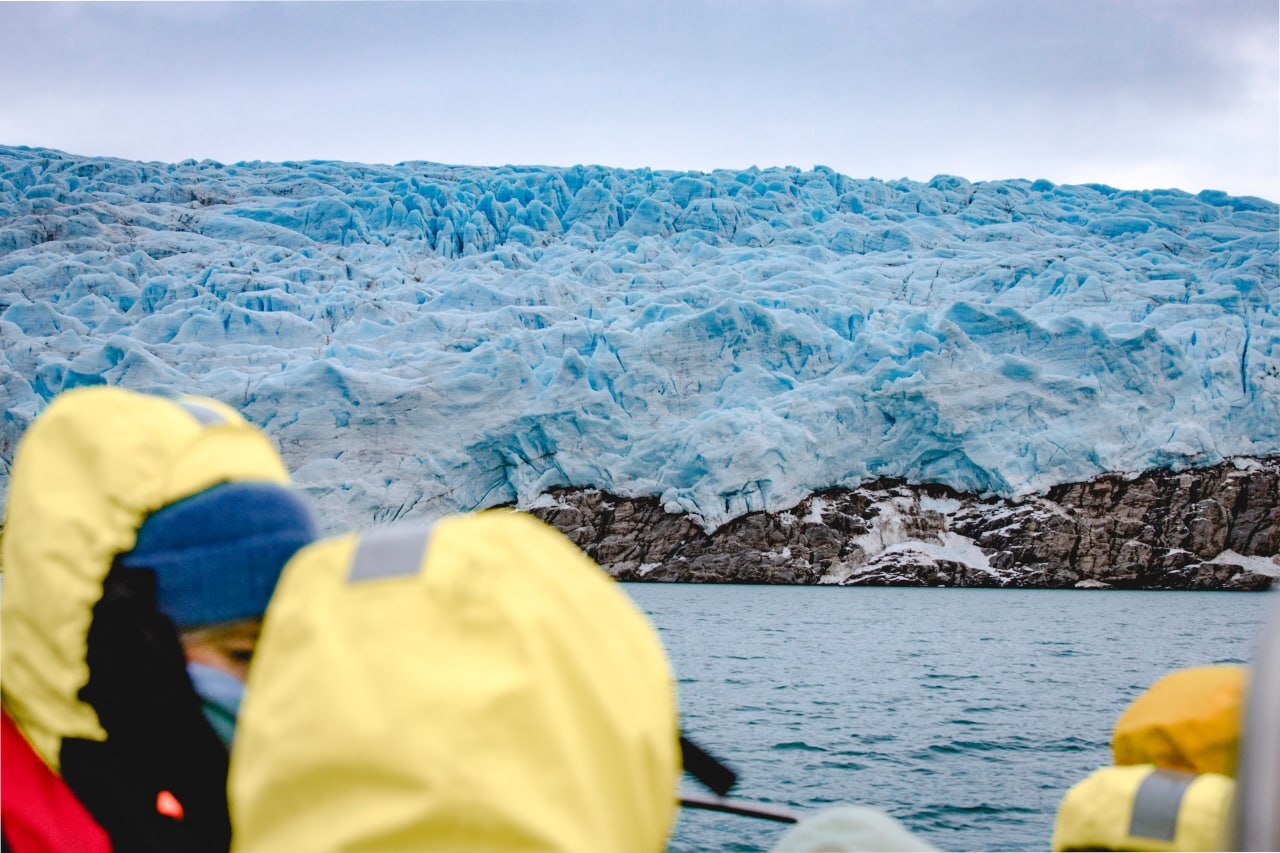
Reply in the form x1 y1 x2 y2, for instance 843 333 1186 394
1 146 1277 531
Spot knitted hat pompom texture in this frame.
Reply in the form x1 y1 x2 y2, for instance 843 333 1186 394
121 482 318 629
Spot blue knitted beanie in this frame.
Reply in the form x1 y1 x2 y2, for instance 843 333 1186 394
121 482 318 629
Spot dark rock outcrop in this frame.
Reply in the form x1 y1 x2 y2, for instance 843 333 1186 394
524 458 1280 590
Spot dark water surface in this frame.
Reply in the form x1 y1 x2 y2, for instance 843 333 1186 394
624 585 1272 853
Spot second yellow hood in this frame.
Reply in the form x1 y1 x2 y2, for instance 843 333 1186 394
230 510 681 853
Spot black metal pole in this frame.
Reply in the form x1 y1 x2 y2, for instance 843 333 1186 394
679 792 800 824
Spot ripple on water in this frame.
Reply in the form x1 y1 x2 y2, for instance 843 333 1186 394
916 735 1078 758
773 741 827 752
831 748 911 766
1043 736 1097 753
909 803 1039 818
926 732 1013 753
854 733 897 744
903 803 1042 836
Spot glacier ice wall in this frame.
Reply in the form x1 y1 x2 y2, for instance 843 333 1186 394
1 146 1277 531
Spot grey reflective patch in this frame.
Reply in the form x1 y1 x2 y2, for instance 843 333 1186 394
177 400 225 426
1129 768 1194 841
348 522 434 583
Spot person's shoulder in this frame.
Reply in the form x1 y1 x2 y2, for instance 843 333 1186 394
772 805 939 853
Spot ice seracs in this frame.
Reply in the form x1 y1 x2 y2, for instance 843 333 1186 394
1 146 1276 532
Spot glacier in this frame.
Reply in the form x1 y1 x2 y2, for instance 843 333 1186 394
0 145 1276 532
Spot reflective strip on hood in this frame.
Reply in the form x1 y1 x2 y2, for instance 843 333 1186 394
1128 769 1193 841
347 522 434 584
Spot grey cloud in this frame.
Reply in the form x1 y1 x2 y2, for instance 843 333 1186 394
0 0 1274 197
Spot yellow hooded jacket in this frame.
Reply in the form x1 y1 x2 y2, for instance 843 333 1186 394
1051 764 1233 852
1 386 291 770
229 511 681 853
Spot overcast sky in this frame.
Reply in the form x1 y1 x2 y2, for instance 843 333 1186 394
2 0 1276 199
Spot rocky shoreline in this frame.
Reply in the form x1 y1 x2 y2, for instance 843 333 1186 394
524 458 1280 590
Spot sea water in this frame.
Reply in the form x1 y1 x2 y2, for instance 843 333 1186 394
624 585 1274 852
